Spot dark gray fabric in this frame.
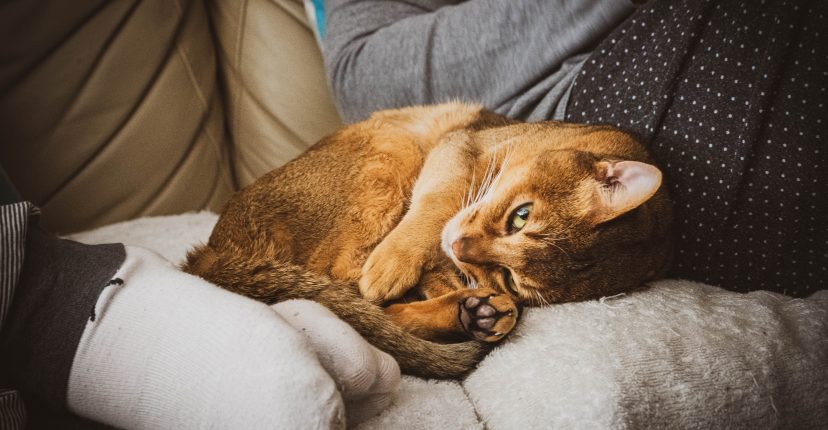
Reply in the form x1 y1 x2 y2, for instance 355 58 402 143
0 166 19 205
323 0 637 123
20 391 115 430
0 227 125 410
566 0 827 296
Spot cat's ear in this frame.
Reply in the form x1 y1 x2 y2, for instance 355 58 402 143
588 160 662 223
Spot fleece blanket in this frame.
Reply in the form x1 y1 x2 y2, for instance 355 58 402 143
69 212 828 429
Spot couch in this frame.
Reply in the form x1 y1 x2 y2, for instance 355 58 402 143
0 0 341 234
3 1 827 428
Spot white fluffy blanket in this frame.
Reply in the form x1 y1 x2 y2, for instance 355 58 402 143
70 213 828 429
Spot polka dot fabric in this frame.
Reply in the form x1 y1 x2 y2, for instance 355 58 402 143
566 0 827 296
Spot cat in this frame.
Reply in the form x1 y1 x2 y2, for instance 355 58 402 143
182 102 673 379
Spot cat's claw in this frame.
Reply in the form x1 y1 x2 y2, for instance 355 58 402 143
459 292 518 342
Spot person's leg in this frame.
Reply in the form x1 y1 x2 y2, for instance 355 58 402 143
566 0 826 296
271 300 400 426
0 204 126 425
65 246 344 429
0 219 346 428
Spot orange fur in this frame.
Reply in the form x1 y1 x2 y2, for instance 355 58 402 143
183 103 672 378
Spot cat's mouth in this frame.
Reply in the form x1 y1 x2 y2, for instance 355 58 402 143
500 267 521 297
442 213 525 300
446 246 523 300
441 224 482 288
454 266 475 287
442 228 474 285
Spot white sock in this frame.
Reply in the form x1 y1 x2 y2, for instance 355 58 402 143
66 246 345 429
272 300 401 425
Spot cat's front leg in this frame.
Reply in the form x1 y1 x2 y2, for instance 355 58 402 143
360 134 475 302
359 223 436 302
385 287 519 343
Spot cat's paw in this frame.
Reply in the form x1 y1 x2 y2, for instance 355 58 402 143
360 236 427 303
459 290 518 342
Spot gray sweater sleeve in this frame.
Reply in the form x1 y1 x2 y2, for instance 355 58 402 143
323 0 637 123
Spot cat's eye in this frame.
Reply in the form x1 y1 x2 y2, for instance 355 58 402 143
502 268 519 296
508 203 533 232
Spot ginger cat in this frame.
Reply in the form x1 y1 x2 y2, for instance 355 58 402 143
183 103 672 379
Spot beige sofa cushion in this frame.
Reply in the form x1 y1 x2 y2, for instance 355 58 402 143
209 0 342 186
0 0 342 233
0 0 235 234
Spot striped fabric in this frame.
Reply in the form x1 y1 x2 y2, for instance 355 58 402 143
1 202 34 328
0 390 25 430
0 201 35 429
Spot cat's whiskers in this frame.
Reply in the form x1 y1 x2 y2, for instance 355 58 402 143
534 231 572 242
480 146 512 203
463 170 477 210
538 238 571 259
473 155 497 204
534 289 550 307
475 145 513 204
533 223 576 242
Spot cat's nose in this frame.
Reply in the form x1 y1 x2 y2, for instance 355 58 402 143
451 238 467 260
452 237 477 263
452 236 493 264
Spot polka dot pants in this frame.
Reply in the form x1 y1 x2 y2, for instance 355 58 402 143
567 0 827 296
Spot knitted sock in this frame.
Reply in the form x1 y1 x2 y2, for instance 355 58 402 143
66 246 345 429
272 300 400 425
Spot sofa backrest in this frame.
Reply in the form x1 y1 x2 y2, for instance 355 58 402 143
0 0 341 234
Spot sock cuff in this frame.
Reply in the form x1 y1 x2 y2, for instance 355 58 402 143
0 227 125 410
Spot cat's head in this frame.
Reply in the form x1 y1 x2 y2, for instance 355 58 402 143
441 122 673 305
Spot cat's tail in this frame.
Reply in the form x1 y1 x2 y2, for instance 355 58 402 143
182 244 488 379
